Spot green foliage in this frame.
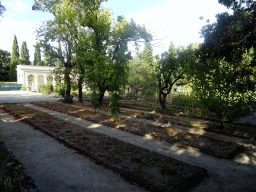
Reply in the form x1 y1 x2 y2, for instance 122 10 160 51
156 42 194 111
0 49 11 81
189 50 254 124
59 89 65 98
168 108 174 116
20 41 30 65
91 92 101 113
140 88 158 101
199 0 256 66
39 84 53 93
128 42 157 97
43 50 56 66
71 83 79 91
34 0 151 102
10 35 19 81
109 92 121 118
21 85 26 91
33 42 41 66
0 82 17 84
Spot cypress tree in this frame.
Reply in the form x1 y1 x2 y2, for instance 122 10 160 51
20 41 30 65
33 42 41 65
10 35 19 81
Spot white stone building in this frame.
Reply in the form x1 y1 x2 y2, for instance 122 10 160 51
17 65 57 91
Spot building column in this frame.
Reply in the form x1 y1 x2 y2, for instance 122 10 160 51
25 73 28 87
35 74 38 91
44 74 47 85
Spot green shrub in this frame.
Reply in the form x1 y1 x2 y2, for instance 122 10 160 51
109 92 121 118
54 82 65 93
39 84 53 94
21 85 26 91
91 92 101 112
71 83 79 91
59 89 66 98
168 108 174 116
140 88 158 101
0 82 17 84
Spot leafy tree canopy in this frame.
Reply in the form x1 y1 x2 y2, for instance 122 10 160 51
0 49 11 81
51 0 152 104
199 0 256 66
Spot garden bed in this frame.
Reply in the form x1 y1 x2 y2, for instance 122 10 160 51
1 104 208 192
78 100 256 140
32 101 245 159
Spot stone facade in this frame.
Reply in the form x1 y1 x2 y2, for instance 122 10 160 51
17 65 57 91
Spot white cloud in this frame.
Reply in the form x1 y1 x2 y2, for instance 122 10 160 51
0 15 38 59
0 0 53 60
126 0 230 55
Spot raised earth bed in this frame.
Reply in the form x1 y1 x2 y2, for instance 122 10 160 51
32 101 246 159
75 100 256 140
1 104 208 192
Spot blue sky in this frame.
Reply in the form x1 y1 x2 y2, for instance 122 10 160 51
0 0 230 60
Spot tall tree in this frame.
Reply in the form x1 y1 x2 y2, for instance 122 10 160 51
0 49 11 81
193 0 256 126
57 0 151 104
20 41 30 65
156 42 193 112
10 35 19 81
33 42 41 65
35 17 73 97
33 0 151 103
128 42 157 100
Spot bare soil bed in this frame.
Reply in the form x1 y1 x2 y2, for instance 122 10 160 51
100 99 256 139
32 101 245 159
1 104 208 192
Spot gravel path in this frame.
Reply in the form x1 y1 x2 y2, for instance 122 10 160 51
0 109 147 192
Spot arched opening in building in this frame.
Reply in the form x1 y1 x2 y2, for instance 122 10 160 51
28 75 35 89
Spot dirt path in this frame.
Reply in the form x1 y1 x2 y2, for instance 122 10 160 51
0 109 147 192
22 103 256 192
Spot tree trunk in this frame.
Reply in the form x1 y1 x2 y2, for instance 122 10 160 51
78 77 83 102
159 91 168 113
98 87 106 106
64 68 71 97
